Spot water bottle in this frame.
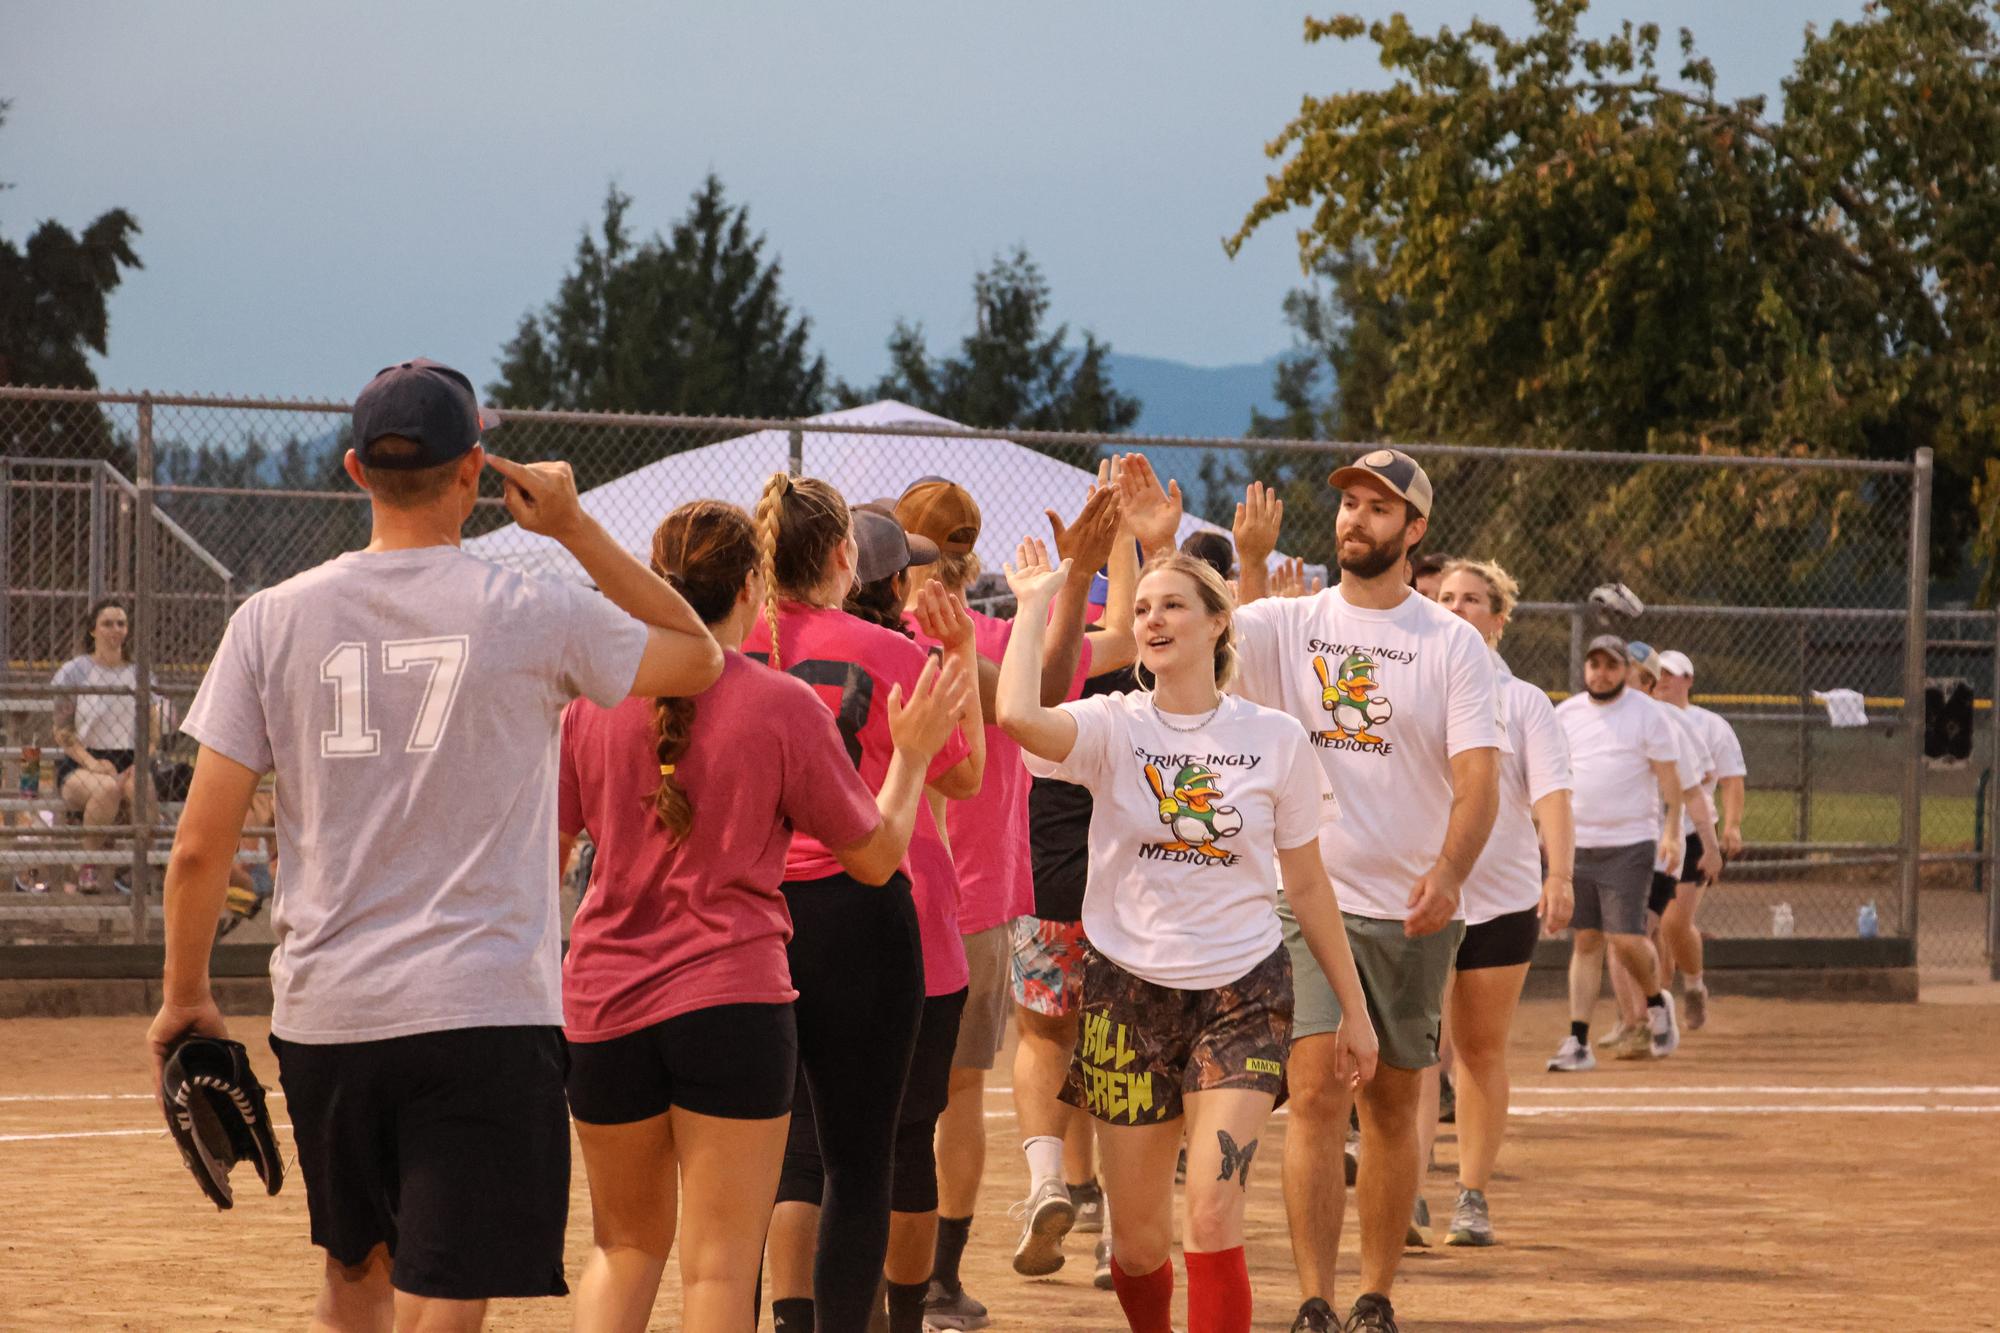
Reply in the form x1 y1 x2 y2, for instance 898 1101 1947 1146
1771 902 1795 938
19 745 40 797
1857 902 1878 939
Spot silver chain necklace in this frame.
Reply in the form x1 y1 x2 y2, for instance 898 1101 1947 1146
1150 694 1223 732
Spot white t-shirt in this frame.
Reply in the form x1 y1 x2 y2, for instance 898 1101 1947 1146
51 656 141 750
1656 699 1714 837
1459 651 1572 924
1021 691 1330 990
182 545 649 1044
1233 585 1502 920
1683 703 1747 829
1555 688 1681 849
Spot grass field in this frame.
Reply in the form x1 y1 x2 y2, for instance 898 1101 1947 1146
1741 788 1978 848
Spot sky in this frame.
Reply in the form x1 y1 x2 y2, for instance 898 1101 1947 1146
4 0 1868 402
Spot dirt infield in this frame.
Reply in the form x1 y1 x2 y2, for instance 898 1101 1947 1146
4 995 1997 1331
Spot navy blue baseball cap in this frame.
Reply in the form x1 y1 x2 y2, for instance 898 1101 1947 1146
351 359 499 469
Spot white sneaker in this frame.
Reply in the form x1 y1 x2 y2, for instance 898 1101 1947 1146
1546 1035 1596 1072
1648 992 1680 1059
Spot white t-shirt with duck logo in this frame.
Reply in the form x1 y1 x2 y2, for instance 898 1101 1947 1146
1233 585 1503 921
1021 691 1330 990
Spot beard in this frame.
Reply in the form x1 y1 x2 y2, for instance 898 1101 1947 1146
1337 530 1407 580
1586 681 1626 702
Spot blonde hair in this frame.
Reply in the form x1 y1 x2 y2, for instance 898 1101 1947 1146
1133 551 1239 691
750 471 851 670
1440 558 1520 638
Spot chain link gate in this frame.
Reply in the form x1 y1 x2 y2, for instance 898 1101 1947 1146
3 384 1986 976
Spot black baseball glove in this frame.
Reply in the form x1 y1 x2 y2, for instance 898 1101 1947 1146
160 1035 284 1209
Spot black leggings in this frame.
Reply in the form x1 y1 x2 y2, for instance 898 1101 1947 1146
779 871 926 1333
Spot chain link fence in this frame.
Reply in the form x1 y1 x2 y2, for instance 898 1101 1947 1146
2 385 1991 976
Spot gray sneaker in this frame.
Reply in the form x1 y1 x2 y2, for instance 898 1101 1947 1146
1093 1237 1113 1290
1010 1177 1075 1276
1682 984 1709 1031
1445 1185 1494 1246
1072 1178 1105 1233
923 1279 990 1331
1546 1035 1596 1072
1404 1195 1433 1247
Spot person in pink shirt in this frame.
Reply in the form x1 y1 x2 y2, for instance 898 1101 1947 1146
744 473 984 1333
558 499 970 1333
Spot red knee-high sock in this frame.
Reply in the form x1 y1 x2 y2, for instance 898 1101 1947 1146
1110 1255 1176 1333
1184 1247 1251 1333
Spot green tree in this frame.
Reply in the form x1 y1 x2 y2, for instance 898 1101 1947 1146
490 177 827 486
0 99 142 463
849 248 1139 468
1229 1 2000 602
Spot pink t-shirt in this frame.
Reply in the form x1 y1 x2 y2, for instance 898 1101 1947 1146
909 608 1094 933
743 603 974 996
558 652 882 1042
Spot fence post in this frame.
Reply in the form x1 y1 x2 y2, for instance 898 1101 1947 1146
1567 603 1586 695
1796 622 1812 844
89 463 107 607
0 458 11 669
130 396 157 944
1898 448 1933 943
1990 609 2000 981
788 427 803 478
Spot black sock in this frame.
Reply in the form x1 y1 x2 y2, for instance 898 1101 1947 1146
1570 1020 1589 1044
772 1297 814 1333
887 1280 929 1333
933 1215 972 1293
1646 993 1665 1010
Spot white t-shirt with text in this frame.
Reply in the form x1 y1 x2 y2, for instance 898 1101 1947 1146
182 545 649 1044
1556 687 1681 849
1021 691 1330 990
1233 585 1502 920
1459 651 1572 924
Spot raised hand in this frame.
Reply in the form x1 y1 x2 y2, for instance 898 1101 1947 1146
912 579 975 655
888 651 973 763
487 455 586 541
1047 483 1122 579
1005 537 1073 608
1113 453 1183 556
1233 480 1283 567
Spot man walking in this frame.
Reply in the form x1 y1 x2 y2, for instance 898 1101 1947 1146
146 359 722 1332
1655 650 1746 1027
1548 637 1685 1073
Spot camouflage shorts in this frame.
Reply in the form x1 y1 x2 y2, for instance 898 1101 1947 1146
1061 943 1292 1127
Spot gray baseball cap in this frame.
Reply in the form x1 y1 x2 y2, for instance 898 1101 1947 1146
352 358 499 469
1330 448 1434 518
1585 634 1630 663
852 503 939 584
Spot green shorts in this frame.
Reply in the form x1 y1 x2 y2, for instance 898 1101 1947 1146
1278 899 1464 1071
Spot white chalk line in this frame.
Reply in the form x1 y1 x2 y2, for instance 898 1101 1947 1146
0 1123 296 1144
1511 1085 2000 1096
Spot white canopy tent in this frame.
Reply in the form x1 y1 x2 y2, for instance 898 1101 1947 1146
465 399 1255 585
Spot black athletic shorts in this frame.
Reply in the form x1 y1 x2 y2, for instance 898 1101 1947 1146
567 1002 797 1125
1456 905 1540 971
270 1025 570 1300
1675 832 1709 888
1648 870 1678 916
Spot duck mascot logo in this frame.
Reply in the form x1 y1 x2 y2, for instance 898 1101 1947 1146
1313 652 1393 747
1141 762 1243 863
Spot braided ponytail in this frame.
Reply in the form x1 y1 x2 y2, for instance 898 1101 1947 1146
752 473 790 669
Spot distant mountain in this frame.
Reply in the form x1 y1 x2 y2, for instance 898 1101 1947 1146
1104 352 1285 440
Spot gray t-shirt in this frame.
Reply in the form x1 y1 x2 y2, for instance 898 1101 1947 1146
182 545 649 1043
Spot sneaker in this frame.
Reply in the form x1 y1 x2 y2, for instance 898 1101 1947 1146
1405 1195 1432 1248
1445 1185 1494 1246
1174 1145 1187 1184
1593 1021 1632 1049
1610 1025 1653 1061
1072 1178 1105 1234
1093 1237 1113 1291
1010 1177 1075 1276
1289 1297 1341 1332
1438 1071 1456 1124
1682 984 1709 1031
1546 1035 1595 1072
1648 992 1680 1059
1344 1292 1400 1332
923 1280 990 1331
